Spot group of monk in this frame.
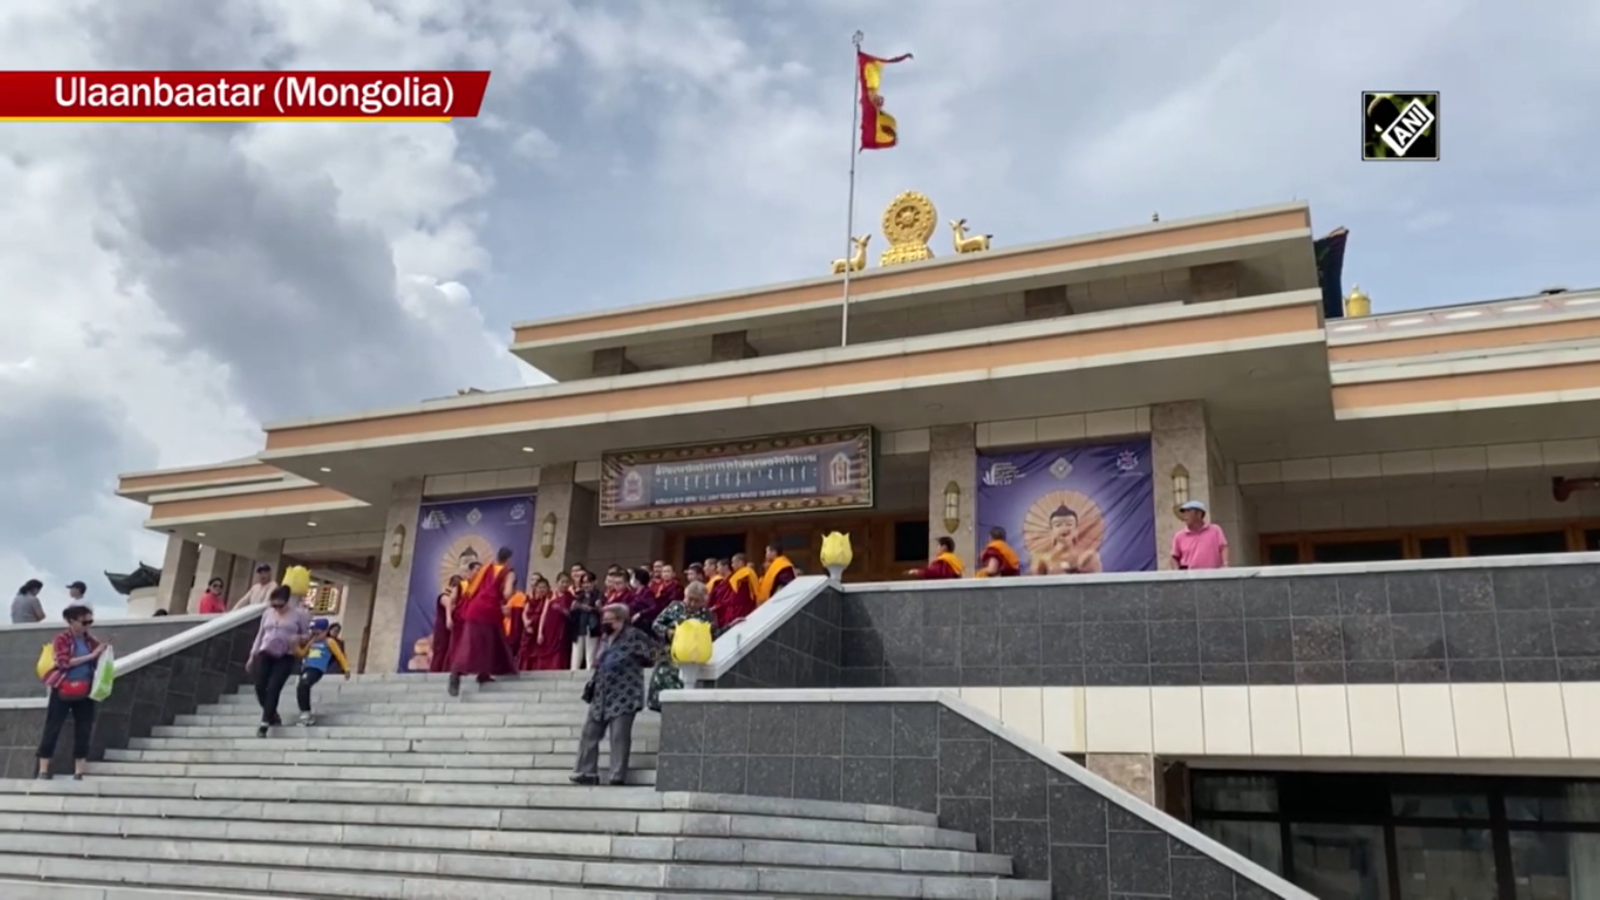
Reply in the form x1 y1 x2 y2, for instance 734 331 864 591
908 527 1024 579
428 544 799 694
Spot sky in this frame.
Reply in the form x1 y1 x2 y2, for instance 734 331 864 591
2 0 1597 617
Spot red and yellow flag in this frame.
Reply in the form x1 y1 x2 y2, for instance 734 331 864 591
858 50 912 150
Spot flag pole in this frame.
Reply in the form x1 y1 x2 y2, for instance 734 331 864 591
840 30 864 348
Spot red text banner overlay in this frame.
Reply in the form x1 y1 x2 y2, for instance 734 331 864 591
0 71 491 122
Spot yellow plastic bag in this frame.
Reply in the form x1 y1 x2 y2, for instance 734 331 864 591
281 565 312 596
670 619 713 665
35 644 54 681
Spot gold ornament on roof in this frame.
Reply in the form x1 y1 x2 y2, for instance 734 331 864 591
950 218 991 254
1344 284 1371 318
831 234 871 274
879 190 937 266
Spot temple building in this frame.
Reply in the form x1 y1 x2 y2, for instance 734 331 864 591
114 195 1600 894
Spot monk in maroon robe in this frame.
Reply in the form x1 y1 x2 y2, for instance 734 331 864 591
519 576 570 671
448 547 518 696
428 575 462 673
713 558 757 629
909 536 965 580
653 563 684 613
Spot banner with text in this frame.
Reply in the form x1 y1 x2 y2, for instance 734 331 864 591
0 71 490 122
975 440 1156 574
599 428 875 525
400 494 534 673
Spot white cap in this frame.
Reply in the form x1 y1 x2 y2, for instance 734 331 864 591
1178 500 1208 514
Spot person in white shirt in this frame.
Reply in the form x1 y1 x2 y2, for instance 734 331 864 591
232 564 279 610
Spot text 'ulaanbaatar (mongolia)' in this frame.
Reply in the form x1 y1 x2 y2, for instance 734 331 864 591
0 71 491 121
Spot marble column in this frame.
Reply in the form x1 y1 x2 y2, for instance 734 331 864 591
1150 402 1211 570
1087 753 1164 807
367 478 424 675
927 425 977 559
338 580 376 674
188 546 236 612
155 535 199 615
529 463 594 581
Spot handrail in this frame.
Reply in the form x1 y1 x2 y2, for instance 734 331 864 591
677 575 832 684
0 604 266 710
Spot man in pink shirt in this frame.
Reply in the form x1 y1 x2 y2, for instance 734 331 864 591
1171 500 1229 569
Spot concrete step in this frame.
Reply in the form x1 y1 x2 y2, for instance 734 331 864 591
0 832 1050 899
128 736 660 755
85 760 658 784
103 748 660 769
0 880 281 900
215 682 593 701
173 710 640 727
197 699 598 716
150 723 653 741
0 779 961 839
0 791 976 850
0 810 1012 875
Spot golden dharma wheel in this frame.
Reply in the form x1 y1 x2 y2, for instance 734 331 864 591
880 191 937 266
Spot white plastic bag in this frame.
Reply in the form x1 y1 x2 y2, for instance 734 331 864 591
89 646 115 702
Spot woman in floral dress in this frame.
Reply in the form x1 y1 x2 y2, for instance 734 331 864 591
648 580 716 712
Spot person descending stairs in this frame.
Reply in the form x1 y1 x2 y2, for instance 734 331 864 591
0 670 1053 899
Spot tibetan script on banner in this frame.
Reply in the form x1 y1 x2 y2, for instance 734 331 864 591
599 428 875 526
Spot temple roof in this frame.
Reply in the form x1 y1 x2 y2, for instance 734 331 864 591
105 563 161 596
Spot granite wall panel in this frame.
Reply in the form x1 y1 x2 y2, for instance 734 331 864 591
657 699 1295 899
710 590 841 689
0 615 258 776
0 617 214 699
835 563 1600 687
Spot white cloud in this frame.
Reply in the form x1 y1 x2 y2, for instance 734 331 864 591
4 0 1599 615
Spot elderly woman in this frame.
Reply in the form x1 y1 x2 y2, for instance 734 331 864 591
648 580 716 712
571 603 655 786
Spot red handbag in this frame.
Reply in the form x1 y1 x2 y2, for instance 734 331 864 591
56 678 91 700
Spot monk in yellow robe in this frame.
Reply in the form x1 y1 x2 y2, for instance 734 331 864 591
756 544 796 605
909 536 964 579
977 526 1022 577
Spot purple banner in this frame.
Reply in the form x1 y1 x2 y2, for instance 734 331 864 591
975 440 1155 574
399 494 535 673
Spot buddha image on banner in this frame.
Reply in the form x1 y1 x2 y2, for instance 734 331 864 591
975 441 1155 574
399 494 534 673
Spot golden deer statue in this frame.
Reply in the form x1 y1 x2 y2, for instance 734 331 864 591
831 234 871 274
950 219 991 254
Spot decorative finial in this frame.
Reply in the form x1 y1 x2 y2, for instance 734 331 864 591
950 218 991 254
1344 284 1371 317
879 191 937 266
1152 212 1160 222
831 234 871 274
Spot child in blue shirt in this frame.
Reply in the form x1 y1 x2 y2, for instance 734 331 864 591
294 618 350 726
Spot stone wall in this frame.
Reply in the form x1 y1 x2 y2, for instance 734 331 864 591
0 616 216 699
834 561 1600 688
711 590 841 689
0 613 258 777
656 695 1302 899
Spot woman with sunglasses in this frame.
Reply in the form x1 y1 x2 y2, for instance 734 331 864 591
36 604 110 780
246 585 310 737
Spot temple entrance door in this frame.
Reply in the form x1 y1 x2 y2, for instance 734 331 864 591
764 522 817 575
679 532 747 569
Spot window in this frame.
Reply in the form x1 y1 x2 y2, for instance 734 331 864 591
1466 531 1568 557
892 520 930 563
1191 771 1600 900
1310 539 1405 564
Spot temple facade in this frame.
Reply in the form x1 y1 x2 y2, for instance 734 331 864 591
114 196 1600 894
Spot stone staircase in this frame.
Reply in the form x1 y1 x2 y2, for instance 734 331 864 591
0 670 1052 899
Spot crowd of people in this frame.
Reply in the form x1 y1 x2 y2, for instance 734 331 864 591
428 544 797 692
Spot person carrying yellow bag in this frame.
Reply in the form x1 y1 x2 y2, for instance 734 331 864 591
648 581 716 711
